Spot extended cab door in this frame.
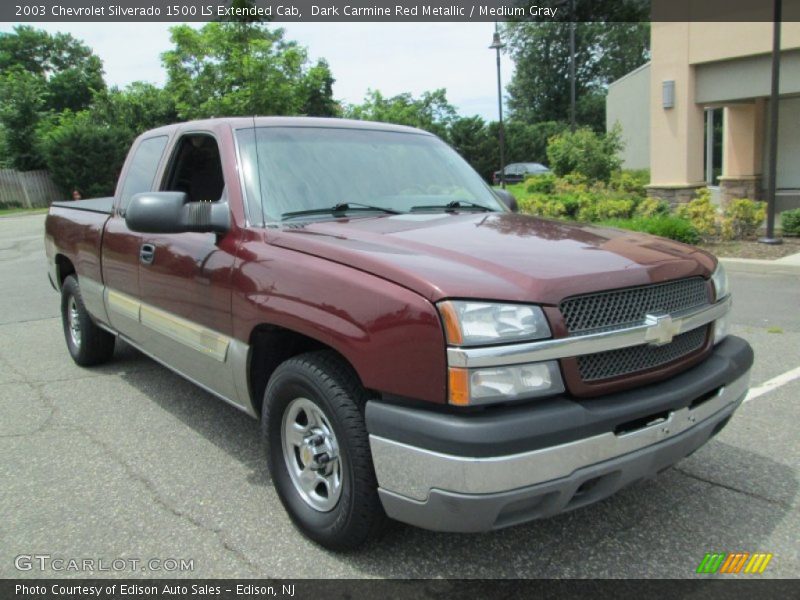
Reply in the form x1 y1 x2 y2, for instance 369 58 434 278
135 131 239 402
102 135 169 342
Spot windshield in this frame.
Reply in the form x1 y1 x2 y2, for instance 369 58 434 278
236 126 505 224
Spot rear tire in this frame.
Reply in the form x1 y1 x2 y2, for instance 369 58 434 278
263 350 386 551
61 275 115 366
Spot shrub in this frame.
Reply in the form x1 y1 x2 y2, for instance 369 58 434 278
635 197 670 218
610 169 650 197
720 199 766 240
781 208 800 236
546 126 623 184
675 189 718 241
579 197 635 222
600 216 699 245
525 173 556 195
518 195 567 218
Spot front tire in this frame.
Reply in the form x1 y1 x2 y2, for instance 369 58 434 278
263 351 386 551
60 275 115 366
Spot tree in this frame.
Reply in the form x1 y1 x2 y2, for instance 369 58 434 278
299 59 338 117
503 120 568 165
92 82 179 140
162 22 336 119
0 25 105 113
38 111 129 197
504 5 649 130
344 89 457 139
0 69 47 170
448 116 496 181
0 26 105 169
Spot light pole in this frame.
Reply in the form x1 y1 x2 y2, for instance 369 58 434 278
760 0 783 245
490 23 507 189
554 0 577 130
569 0 576 130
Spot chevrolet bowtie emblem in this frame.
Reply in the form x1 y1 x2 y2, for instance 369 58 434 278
644 313 681 346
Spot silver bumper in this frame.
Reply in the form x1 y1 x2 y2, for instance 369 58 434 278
370 368 750 532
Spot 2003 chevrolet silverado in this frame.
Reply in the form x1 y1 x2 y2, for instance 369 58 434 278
45 117 753 550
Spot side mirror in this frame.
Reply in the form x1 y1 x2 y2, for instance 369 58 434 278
494 189 519 213
125 192 230 234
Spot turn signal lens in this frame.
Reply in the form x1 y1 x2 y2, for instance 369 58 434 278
448 367 470 406
439 301 464 345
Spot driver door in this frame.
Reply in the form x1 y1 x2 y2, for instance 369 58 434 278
136 131 238 401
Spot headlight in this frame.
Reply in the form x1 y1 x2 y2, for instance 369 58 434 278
711 262 729 301
438 301 551 346
448 361 564 406
711 262 731 344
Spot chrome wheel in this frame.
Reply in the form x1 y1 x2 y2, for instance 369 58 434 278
67 296 81 348
281 397 342 512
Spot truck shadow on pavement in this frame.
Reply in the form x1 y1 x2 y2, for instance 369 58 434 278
117 343 798 578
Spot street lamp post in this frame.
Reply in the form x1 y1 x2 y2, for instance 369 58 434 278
760 0 783 245
554 0 577 130
569 0 576 130
490 24 507 189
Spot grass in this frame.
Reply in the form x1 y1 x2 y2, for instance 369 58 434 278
767 326 784 334
0 207 48 217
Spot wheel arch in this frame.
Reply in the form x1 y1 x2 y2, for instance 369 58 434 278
247 324 365 417
54 254 76 289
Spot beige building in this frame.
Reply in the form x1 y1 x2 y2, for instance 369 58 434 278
607 21 800 214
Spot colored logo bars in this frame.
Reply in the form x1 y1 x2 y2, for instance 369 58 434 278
696 552 773 574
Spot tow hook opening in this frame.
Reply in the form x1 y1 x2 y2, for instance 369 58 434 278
690 386 722 410
614 411 671 436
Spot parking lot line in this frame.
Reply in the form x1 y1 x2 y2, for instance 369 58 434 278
744 365 800 402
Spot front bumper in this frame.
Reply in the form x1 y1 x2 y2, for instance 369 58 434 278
366 336 753 532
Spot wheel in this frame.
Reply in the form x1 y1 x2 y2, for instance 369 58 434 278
60 275 115 366
263 350 386 550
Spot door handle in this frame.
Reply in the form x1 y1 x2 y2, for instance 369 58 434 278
139 243 156 265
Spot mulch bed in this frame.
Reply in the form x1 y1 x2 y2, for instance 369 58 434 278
699 236 800 260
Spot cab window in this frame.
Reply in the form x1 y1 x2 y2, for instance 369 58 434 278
161 134 225 203
118 136 168 210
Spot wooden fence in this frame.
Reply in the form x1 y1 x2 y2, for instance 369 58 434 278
0 169 64 208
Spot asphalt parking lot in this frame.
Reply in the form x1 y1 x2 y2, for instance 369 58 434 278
1 213 798 579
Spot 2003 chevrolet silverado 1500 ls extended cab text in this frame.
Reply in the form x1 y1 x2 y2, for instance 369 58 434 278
45 117 753 550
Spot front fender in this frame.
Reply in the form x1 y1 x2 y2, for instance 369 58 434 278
232 239 448 404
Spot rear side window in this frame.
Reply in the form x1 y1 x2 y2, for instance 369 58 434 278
119 136 168 210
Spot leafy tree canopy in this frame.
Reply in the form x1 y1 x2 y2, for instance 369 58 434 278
0 69 47 170
91 82 179 139
162 22 337 120
344 89 456 139
38 110 129 197
504 1 649 130
0 25 105 113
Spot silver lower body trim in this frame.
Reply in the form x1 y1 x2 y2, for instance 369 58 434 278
117 333 258 419
370 369 750 503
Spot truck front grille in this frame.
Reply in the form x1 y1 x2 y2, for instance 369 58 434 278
577 326 709 382
560 277 709 335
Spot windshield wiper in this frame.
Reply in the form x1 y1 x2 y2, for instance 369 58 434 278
281 202 402 220
410 200 494 213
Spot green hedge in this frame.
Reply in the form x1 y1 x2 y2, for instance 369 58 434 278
598 216 699 245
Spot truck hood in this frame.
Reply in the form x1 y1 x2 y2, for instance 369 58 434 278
271 212 715 305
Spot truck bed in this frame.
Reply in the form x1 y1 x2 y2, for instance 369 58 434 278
50 197 114 215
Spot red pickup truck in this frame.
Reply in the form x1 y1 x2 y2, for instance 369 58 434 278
45 117 753 550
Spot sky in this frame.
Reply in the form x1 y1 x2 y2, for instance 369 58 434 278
1 22 516 121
